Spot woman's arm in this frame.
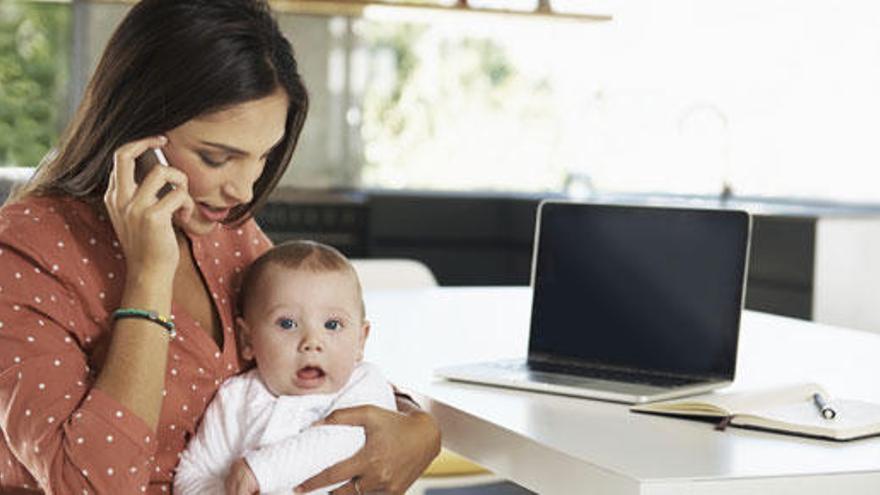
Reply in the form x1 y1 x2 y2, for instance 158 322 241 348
95 135 194 430
92 275 174 430
0 135 194 493
294 399 441 495
0 245 161 493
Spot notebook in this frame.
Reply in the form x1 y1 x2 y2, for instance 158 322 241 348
631 383 880 441
436 200 752 404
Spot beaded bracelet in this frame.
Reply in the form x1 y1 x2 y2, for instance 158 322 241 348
112 308 177 339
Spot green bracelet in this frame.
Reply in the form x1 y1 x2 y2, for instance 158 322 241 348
112 308 177 339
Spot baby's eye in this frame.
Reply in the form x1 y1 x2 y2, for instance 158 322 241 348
276 318 297 330
324 319 343 331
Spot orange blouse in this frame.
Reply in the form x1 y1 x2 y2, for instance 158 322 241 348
0 194 271 494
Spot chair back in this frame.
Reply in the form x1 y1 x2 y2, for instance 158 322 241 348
350 259 437 291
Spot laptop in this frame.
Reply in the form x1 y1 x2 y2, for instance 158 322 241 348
436 200 752 404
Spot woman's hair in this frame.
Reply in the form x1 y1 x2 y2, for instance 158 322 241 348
12 0 308 224
237 240 364 319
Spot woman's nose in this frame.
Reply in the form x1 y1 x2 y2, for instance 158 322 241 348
222 180 253 205
223 160 263 204
222 175 256 206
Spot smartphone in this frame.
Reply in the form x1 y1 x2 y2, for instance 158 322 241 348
134 147 174 197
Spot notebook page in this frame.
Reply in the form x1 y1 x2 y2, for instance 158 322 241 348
733 398 880 439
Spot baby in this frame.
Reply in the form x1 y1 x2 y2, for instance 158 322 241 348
174 240 395 495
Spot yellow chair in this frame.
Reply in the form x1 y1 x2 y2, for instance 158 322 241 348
350 258 501 493
423 449 490 476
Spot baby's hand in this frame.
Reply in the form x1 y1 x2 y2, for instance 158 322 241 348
225 457 259 495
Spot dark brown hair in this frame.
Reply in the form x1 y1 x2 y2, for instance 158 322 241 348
12 0 308 224
238 240 364 319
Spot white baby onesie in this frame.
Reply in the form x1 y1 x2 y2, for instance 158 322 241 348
174 362 396 495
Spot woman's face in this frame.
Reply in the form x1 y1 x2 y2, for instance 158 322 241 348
161 87 289 236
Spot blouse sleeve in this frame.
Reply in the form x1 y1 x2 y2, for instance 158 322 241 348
0 244 158 494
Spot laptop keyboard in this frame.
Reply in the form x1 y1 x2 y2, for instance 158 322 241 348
523 361 701 388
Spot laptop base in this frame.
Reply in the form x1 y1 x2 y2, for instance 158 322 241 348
436 359 732 404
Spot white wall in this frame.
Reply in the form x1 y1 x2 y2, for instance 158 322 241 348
815 217 880 334
559 0 880 202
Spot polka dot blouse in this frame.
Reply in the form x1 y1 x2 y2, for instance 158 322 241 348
0 195 271 494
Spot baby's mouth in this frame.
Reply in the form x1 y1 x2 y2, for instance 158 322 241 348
296 366 326 381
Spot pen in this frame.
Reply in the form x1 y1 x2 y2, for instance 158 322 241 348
813 392 836 420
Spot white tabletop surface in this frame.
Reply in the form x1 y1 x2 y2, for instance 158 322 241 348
363 287 880 494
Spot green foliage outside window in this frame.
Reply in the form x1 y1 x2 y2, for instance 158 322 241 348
359 21 562 191
0 1 70 168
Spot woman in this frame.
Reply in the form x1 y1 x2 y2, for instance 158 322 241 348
0 1 440 493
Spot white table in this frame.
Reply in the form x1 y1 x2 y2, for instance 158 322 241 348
363 287 880 495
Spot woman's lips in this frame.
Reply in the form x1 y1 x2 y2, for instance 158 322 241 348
196 202 231 222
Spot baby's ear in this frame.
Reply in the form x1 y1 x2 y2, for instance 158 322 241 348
235 316 255 361
357 320 371 361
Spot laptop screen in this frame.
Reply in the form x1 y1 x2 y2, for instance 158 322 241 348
529 202 750 381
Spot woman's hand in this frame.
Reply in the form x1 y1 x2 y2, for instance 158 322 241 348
225 458 259 495
103 135 194 284
296 405 441 495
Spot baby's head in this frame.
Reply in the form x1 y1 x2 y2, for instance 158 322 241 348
236 240 368 396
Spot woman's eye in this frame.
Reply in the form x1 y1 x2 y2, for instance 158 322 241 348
324 319 342 331
277 318 297 330
198 152 227 167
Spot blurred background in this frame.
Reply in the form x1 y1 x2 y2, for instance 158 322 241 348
3 0 880 334
8 0 880 200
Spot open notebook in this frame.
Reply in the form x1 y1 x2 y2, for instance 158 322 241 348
631 383 880 441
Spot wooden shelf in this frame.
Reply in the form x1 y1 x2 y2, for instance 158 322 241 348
63 0 611 22
270 0 612 21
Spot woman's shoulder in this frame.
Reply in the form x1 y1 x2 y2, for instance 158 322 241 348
0 194 107 246
1 193 88 214
0 194 116 339
0 194 120 287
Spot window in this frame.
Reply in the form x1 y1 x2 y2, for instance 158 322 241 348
346 0 880 204
6 1 880 207
0 1 71 168
357 15 587 192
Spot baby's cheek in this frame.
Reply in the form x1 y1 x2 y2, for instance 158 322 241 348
338 359 358 381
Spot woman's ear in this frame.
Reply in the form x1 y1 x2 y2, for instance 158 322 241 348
236 316 255 361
